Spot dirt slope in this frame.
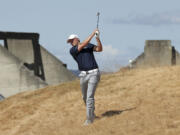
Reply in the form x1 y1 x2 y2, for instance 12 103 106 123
0 66 180 135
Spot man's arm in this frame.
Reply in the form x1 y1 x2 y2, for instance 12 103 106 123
77 29 97 52
93 36 103 52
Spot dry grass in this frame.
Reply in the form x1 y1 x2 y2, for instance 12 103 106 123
0 66 180 135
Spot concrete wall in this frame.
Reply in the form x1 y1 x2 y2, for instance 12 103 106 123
132 53 145 68
0 45 47 97
132 40 176 68
0 32 77 98
144 40 172 67
40 45 77 85
6 39 77 85
176 51 180 65
7 39 34 63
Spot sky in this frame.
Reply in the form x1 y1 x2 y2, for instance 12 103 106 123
1 0 180 72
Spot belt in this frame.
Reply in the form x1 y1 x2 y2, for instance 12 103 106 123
81 68 99 74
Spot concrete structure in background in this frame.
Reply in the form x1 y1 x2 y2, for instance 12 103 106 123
0 31 77 97
0 94 5 101
131 40 180 68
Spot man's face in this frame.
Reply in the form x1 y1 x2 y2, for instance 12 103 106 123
71 38 79 46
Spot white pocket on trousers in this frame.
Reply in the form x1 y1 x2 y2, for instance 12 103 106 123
78 72 86 77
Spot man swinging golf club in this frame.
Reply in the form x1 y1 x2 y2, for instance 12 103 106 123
67 28 103 125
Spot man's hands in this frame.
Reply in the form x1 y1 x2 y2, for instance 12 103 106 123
78 29 102 52
91 29 103 52
77 29 97 52
93 29 103 52
95 30 100 38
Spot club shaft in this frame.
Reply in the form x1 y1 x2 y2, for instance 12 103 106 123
97 13 100 29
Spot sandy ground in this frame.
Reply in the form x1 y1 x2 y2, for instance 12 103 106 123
0 66 180 135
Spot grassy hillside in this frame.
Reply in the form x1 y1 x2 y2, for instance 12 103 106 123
0 66 180 135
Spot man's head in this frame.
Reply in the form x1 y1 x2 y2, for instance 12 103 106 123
67 34 80 46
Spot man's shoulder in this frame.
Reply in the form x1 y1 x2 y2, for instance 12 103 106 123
69 46 74 51
69 45 78 55
69 46 73 54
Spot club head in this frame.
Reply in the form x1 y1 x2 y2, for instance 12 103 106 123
97 12 100 16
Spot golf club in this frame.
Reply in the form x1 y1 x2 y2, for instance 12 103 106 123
96 12 100 37
96 12 100 29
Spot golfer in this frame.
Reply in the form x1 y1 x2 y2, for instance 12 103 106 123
67 29 103 125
